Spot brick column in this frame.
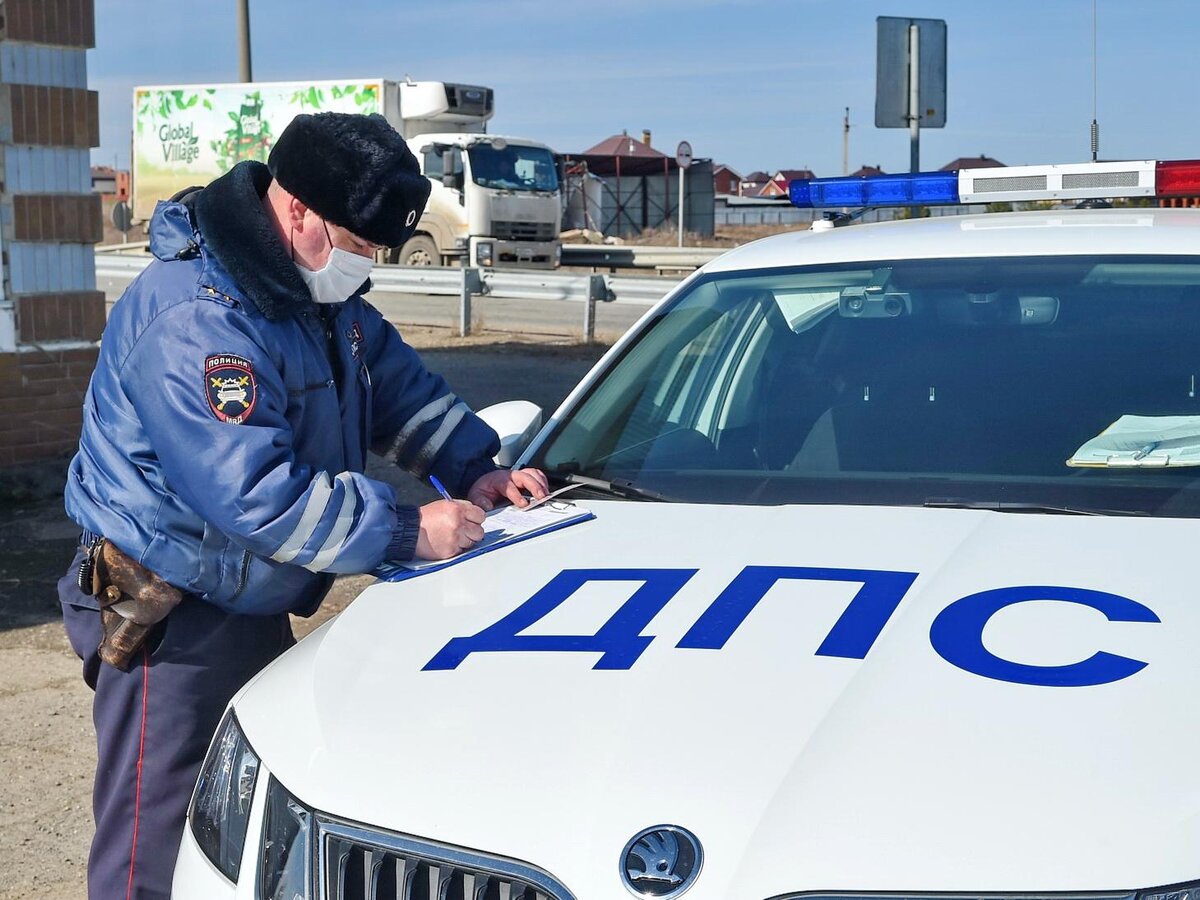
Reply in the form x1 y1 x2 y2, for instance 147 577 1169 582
0 0 102 467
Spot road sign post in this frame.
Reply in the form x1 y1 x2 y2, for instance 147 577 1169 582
676 140 693 247
908 22 920 176
876 15 947 208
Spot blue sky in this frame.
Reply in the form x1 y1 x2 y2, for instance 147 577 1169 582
91 0 1200 178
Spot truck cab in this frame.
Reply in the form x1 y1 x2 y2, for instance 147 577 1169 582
400 132 561 269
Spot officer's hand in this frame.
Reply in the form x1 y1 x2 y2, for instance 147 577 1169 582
467 467 550 511
416 499 486 559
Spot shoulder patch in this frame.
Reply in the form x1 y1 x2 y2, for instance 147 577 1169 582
205 354 257 425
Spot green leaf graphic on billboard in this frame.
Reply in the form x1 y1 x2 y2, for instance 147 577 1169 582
211 91 273 171
355 84 379 108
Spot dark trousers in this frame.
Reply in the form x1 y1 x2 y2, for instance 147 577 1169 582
59 554 295 900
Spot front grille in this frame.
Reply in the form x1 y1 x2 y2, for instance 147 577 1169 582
320 819 573 900
492 220 557 242
772 894 1138 900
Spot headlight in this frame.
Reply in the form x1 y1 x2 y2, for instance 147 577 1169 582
260 776 314 900
188 711 258 882
476 241 494 267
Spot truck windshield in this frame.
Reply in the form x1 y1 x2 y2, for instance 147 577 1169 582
533 255 1200 517
467 143 558 192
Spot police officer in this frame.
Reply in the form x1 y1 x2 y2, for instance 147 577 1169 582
58 112 548 898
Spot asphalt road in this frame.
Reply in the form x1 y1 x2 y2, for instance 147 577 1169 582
97 270 650 342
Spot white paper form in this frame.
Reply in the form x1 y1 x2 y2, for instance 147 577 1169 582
1067 415 1200 467
401 501 592 571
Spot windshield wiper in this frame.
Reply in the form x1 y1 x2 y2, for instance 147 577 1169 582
923 498 1147 517
550 472 672 502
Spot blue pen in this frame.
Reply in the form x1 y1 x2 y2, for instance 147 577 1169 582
428 475 454 501
1132 442 1159 460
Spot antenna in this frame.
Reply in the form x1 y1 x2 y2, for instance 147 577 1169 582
1090 0 1099 162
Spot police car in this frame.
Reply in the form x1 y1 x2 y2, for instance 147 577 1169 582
175 159 1200 900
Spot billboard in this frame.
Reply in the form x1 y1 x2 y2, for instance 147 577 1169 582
132 80 383 219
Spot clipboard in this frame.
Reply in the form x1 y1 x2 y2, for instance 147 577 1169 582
1067 414 1200 468
373 501 594 582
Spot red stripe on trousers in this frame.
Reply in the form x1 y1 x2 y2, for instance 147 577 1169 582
125 648 150 900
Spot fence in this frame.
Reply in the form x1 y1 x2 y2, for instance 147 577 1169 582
714 203 813 227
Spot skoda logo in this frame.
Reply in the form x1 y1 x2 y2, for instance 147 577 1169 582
620 825 703 898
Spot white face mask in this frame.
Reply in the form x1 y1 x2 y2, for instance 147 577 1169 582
293 218 374 304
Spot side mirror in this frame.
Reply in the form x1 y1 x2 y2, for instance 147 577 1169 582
475 400 542 467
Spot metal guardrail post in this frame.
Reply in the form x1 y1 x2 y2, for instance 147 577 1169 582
460 267 486 337
460 267 471 338
584 274 615 342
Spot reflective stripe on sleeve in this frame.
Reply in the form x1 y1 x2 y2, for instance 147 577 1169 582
409 401 469 477
305 473 359 572
270 472 335 563
384 393 457 466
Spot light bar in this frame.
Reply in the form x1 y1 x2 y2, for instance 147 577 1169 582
789 158 1200 210
1156 159 1200 196
790 172 958 209
959 160 1156 202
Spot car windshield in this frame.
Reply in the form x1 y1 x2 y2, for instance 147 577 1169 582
467 143 558 192
532 254 1200 517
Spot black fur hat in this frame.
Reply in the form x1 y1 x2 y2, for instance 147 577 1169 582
268 112 431 248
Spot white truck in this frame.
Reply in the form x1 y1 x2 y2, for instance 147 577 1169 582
132 79 562 269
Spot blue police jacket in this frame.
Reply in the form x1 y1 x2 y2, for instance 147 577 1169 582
66 162 499 616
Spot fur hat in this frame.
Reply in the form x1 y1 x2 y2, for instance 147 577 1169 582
268 112 431 248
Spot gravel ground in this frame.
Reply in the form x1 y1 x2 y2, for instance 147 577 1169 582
0 330 605 899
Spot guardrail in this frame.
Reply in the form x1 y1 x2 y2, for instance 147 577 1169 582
94 255 685 340
560 244 727 270
97 241 727 269
94 240 151 254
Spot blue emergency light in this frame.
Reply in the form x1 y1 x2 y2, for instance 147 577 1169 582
790 172 959 209
788 159 1200 210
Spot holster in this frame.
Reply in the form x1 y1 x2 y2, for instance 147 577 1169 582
80 538 183 671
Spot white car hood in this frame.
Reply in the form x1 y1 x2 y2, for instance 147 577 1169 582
237 501 1200 899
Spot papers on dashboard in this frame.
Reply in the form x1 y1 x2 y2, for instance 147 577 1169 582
1067 415 1200 467
374 500 594 581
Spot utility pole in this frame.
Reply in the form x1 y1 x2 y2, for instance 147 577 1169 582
237 0 253 82
842 107 850 176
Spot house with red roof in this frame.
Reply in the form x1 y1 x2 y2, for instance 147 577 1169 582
941 155 1004 171
760 169 816 198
